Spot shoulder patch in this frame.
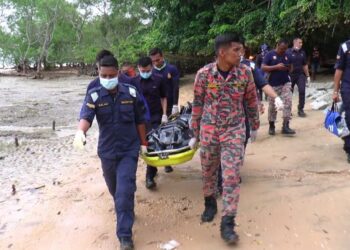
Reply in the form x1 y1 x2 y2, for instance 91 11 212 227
129 87 136 97
90 92 98 102
342 43 348 53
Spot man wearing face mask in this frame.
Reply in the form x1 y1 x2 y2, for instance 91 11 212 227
149 48 180 173
286 37 310 117
73 55 147 250
131 56 168 189
86 50 132 90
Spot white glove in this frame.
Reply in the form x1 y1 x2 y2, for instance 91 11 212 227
250 130 258 143
171 105 179 115
307 76 311 86
188 138 198 149
73 130 86 150
274 96 284 111
140 145 148 155
161 114 168 123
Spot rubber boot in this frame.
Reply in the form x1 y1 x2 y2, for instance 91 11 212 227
201 196 217 222
282 120 296 135
268 121 275 135
220 216 239 244
120 237 134 250
298 109 306 117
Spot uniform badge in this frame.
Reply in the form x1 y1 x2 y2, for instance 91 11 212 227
167 73 172 79
129 87 136 97
98 102 109 107
336 55 341 59
121 100 134 104
86 103 95 109
91 92 98 102
207 82 217 89
342 43 348 53
285 56 288 61
273 56 277 60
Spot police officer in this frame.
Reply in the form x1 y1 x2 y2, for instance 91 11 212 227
149 48 180 173
73 55 147 250
240 45 284 138
131 56 168 189
286 37 310 117
190 33 260 244
262 39 296 136
333 39 350 163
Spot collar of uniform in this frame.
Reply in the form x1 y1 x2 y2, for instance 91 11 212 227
99 83 126 97
212 62 237 79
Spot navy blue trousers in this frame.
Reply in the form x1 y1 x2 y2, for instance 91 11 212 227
100 151 138 239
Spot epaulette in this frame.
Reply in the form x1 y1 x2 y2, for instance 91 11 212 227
87 86 102 95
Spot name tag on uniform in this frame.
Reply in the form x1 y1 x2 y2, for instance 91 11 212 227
98 102 109 107
121 100 134 104
233 81 245 88
208 82 218 89
167 73 172 79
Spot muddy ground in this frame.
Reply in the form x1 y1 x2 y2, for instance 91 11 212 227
0 74 349 250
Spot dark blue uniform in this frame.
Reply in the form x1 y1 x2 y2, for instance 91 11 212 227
131 74 167 179
79 83 145 239
286 48 308 111
82 74 151 121
152 63 180 115
335 40 350 153
263 50 291 86
241 59 267 146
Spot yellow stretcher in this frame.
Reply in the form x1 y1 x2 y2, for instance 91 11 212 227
140 145 198 167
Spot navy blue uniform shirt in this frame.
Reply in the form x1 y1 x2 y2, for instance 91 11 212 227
263 50 291 86
152 63 179 108
335 40 350 88
286 48 307 75
241 59 268 90
131 74 167 116
79 83 146 159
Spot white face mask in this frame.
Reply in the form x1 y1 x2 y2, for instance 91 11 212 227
154 62 166 71
100 77 118 90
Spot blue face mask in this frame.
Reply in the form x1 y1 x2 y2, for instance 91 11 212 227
139 71 152 79
100 77 118 90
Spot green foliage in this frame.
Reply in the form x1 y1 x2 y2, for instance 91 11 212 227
0 0 350 70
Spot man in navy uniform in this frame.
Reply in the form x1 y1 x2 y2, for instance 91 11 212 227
333 39 350 163
286 37 310 117
131 56 168 189
74 55 147 250
149 47 180 173
262 39 296 136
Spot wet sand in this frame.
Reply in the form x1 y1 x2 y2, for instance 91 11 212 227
0 75 349 250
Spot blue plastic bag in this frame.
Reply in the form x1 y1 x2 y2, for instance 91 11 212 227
324 102 350 138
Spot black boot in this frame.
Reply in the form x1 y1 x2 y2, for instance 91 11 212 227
298 109 306 117
164 166 173 173
282 121 296 135
269 121 275 135
347 153 350 164
220 216 239 244
120 237 134 250
145 177 156 190
201 196 217 222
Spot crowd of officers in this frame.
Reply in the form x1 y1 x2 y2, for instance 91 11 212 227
72 33 349 249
